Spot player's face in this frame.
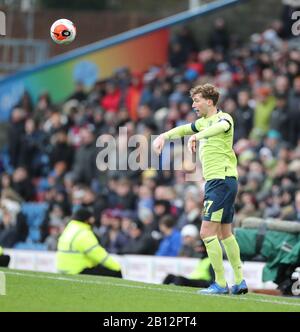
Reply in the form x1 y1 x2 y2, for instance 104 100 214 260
192 93 210 117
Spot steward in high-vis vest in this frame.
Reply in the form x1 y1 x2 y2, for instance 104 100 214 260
163 256 213 288
0 246 10 267
162 240 214 288
56 208 122 278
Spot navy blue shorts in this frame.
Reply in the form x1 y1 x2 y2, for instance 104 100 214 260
202 176 238 224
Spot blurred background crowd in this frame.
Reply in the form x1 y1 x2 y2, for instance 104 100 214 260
1 8 300 260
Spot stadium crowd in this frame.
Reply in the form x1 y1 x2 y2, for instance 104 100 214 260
1 14 300 260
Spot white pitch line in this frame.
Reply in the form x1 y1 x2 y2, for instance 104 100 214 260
3 270 300 308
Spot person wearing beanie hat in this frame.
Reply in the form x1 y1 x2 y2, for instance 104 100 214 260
120 219 159 255
72 208 94 223
56 208 122 278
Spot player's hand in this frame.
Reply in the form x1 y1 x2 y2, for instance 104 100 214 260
153 134 166 155
188 135 197 153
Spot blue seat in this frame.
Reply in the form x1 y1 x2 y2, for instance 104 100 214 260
14 242 47 250
0 148 13 174
21 202 48 242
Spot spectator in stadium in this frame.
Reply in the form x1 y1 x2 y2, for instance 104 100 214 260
235 191 261 227
16 91 33 115
136 184 154 215
18 118 47 176
0 173 12 193
7 108 26 169
279 188 296 220
67 81 88 103
198 48 218 76
100 209 130 254
34 92 52 119
56 208 122 278
92 107 107 137
175 26 199 59
11 167 35 201
169 41 188 69
42 204 67 250
269 95 290 143
208 18 230 54
234 90 254 141
178 224 203 258
252 86 276 136
288 76 300 146
94 208 114 240
155 215 181 257
177 189 202 230
153 199 172 231
71 127 98 185
112 177 137 210
0 194 28 248
138 208 157 234
43 110 68 137
120 218 159 255
283 190 300 222
263 129 283 158
49 129 74 171
125 72 143 122
274 75 289 96
100 80 121 113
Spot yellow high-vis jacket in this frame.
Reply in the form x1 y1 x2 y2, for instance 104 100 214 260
188 257 212 281
56 220 121 274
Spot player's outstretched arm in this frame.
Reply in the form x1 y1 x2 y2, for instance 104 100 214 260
153 123 195 155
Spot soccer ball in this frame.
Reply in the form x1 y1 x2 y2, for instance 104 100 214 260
50 19 76 45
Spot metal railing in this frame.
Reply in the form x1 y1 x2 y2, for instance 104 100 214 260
0 38 49 73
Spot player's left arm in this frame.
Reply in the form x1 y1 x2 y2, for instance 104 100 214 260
153 122 199 155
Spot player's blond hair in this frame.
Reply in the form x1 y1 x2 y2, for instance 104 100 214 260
190 84 220 106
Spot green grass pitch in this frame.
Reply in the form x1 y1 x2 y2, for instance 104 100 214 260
0 268 299 312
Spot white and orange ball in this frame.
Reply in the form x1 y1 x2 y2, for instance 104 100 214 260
50 19 76 45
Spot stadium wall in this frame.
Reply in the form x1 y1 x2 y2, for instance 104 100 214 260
3 249 275 290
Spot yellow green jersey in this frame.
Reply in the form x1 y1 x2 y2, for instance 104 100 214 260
164 110 238 181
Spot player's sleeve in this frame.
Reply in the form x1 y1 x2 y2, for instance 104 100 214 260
219 113 233 133
164 123 195 139
195 119 230 140
191 118 202 133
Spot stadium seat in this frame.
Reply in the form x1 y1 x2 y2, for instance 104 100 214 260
14 242 48 250
20 202 48 243
0 148 13 174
